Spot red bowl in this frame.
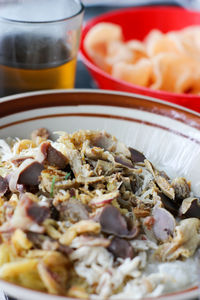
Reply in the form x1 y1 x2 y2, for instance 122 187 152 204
80 6 200 113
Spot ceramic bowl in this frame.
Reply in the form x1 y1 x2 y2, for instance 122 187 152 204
0 89 200 300
80 6 200 113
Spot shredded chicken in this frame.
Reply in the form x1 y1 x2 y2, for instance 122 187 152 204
0 129 198 299
155 218 200 261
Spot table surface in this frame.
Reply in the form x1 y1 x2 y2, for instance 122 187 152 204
5 2 198 300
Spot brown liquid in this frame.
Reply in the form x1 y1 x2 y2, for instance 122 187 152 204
0 58 76 96
0 33 76 97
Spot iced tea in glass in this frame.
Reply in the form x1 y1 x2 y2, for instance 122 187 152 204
0 0 84 96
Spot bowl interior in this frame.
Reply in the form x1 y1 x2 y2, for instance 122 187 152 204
83 6 200 41
0 90 200 300
1 90 200 194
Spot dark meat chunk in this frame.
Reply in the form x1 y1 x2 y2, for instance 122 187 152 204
158 192 179 216
171 177 191 202
27 203 50 224
179 197 200 219
18 161 44 186
50 204 60 221
0 193 50 233
99 205 139 239
38 142 68 169
129 147 146 163
0 175 8 196
115 155 134 169
108 237 134 259
9 159 44 192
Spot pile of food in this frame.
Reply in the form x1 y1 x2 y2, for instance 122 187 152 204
84 23 200 94
0 129 199 299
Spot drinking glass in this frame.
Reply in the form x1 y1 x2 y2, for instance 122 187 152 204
0 0 84 97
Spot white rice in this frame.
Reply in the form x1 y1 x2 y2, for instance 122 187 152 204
70 242 198 299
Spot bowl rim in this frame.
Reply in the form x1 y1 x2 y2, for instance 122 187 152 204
1 88 200 111
0 88 200 300
0 88 200 116
80 5 200 100
0 273 198 300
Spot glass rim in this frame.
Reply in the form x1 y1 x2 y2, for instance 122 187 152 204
0 0 84 24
